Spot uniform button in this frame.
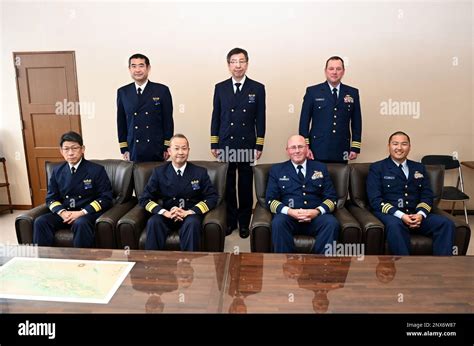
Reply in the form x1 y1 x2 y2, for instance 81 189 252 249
230 136 234 139
231 122 234 126
406 201 409 204
334 115 337 118
387 185 390 187
78 196 81 198
319 185 322 187
242 137 245 140
136 139 139 142
304 201 307 205
186 199 189 201
146 126 149 129
134 112 137 115
173 198 176 200
135 126 138 129
302 185 305 188
147 139 150 142
243 109 246 112
332 130 336 133
318 106 321 109
282 186 285 189
333 122 336 126
405 185 408 188
405 193 408 196
334 107 337 111
66 195 69 198
242 123 245 126
303 193 306 196
406 209 409 212
145 112 149 115
231 109 234 112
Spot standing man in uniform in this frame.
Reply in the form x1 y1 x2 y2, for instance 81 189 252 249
117 53 173 162
266 135 339 254
367 131 455 255
210 47 266 238
139 134 218 251
33 131 113 248
299 56 362 163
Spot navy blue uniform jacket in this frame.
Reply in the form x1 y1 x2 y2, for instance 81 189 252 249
47 159 113 214
117 81 173 162
139 162 218 215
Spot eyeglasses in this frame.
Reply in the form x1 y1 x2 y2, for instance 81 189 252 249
229 60 248 65
287 145 306 151
61 146 82 152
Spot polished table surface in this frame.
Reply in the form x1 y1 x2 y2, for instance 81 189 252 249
461 161 474 170
1 246 473 313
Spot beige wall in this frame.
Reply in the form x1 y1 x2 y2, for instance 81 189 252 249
1 1 473 207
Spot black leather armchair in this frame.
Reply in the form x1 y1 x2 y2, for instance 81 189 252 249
348 163 471 255
15 159 135 248
116 161 228 252
250 163 361 253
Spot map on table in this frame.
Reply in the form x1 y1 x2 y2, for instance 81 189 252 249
0 257 135 304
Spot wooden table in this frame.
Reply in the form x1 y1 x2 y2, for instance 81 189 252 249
1 246 473 313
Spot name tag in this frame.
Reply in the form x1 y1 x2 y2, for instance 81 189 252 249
414 171 424 179
279 176 289 181
315 98 325 102
383 176 395 180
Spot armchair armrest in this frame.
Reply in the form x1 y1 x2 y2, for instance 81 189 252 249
116 205 149 249
333 207 362 244
346 204 385 255
433 208 471 255
202 202 227 252
15 204 50 244
250 203 273 253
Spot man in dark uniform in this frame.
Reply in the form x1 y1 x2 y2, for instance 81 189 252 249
367 131 455 255
266 135 339 254
33 131 113 248
139 134 218 251
210 47 266 238
299 56 362 163
117 53 173 162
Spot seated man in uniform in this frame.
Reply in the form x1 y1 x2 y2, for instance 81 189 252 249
139 134 218 251
367 131 455 255
33 131 113 248
266 135 340 254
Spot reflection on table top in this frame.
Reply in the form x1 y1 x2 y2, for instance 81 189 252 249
1 246 473 313
461 161 474 170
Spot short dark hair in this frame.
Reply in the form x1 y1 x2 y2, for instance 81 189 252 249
226 48 249 64
129 53 150 67
60 131 83 147
169 133 189 147
388 131 411 143
325 56 345 70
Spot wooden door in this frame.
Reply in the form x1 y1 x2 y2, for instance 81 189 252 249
14 51 81 206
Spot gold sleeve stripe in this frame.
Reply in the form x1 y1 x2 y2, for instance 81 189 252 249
305 138 310 144
196 202 209 214
145 201 159 213
119 142 128 148
322 199 335 212
381 203 394 214
417 202 431 212
164 140 171 146
49 201 62 211
269 200 282 214
210 136 219 144
256 137 265 145
351 141 361 148
90 200 101 212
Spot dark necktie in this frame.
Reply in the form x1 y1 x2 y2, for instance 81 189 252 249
297 165 304 182
71 166 76 175
235 83 241 95
332 87 338 105
177 169 182 178
137 87 143 101
398 164 407 179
